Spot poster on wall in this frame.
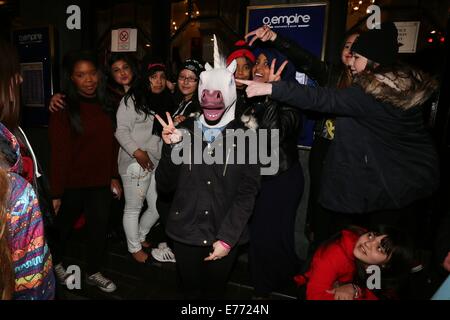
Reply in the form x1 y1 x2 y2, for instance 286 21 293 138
13 27 55 127
20 62 45 107
394 21 420 53
246 3 328 149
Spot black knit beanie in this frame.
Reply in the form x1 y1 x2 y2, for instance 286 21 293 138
180 59 204 79
351 22 399 66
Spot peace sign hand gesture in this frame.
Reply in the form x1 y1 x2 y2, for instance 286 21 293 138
155 112 183 145
268 58 289 82
236 58 287 97
245 25 277 46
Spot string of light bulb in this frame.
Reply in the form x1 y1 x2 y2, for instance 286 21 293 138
349 0 376 14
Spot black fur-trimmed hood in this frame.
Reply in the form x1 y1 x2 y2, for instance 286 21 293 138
353 64 439 110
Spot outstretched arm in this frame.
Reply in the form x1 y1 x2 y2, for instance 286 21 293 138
237 79 377 118
246 25 328 85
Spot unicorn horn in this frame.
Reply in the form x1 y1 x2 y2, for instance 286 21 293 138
213 34 225 69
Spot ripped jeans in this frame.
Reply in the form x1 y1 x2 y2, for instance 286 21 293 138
121 162 159 253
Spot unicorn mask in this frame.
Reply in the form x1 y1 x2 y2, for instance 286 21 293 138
198 35 237 128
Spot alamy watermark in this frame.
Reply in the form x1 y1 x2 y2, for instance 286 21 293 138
366 265 381 290
170 122 280 175
64 265 82 290
66 5 81 30
367 5 381 30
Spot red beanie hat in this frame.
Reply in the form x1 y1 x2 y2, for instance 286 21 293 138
226 40 256 66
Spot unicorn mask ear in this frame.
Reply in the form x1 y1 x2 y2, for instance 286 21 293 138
205 62 213 71
227 59 237 74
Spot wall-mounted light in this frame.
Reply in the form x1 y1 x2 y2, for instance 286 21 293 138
0 1 6 5
145 44 151 47
350 0 376 13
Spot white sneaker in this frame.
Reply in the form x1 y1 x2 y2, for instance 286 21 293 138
158 242 168 250
151 246 176 263
86 272 117 293
54 263 71 285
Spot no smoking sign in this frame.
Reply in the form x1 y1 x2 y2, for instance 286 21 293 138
119 30 129 42
111 28 137 52
118 29 130 50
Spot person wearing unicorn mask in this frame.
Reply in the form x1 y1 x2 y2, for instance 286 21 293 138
155 37 261 299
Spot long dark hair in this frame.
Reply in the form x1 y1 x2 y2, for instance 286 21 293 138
353 225 414 299
0 38 21 130
105 52 139 95
62 51 111 134
311 225 413 299
124 62 174 136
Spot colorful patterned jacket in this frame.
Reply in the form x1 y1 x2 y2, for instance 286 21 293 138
1 122 55 300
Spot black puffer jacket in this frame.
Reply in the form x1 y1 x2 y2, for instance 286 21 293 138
241 99 301 175
155 117 261 247
271 64 440 213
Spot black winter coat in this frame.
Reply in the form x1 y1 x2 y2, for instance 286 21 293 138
241 99 301 175
155 117 261 247
271 66 439 213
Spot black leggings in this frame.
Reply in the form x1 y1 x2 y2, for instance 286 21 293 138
172 241 239 299
249 162 304 295
52 186 112 275
307 136 332 249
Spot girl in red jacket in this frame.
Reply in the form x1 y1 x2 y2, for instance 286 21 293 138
295 226 413 300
